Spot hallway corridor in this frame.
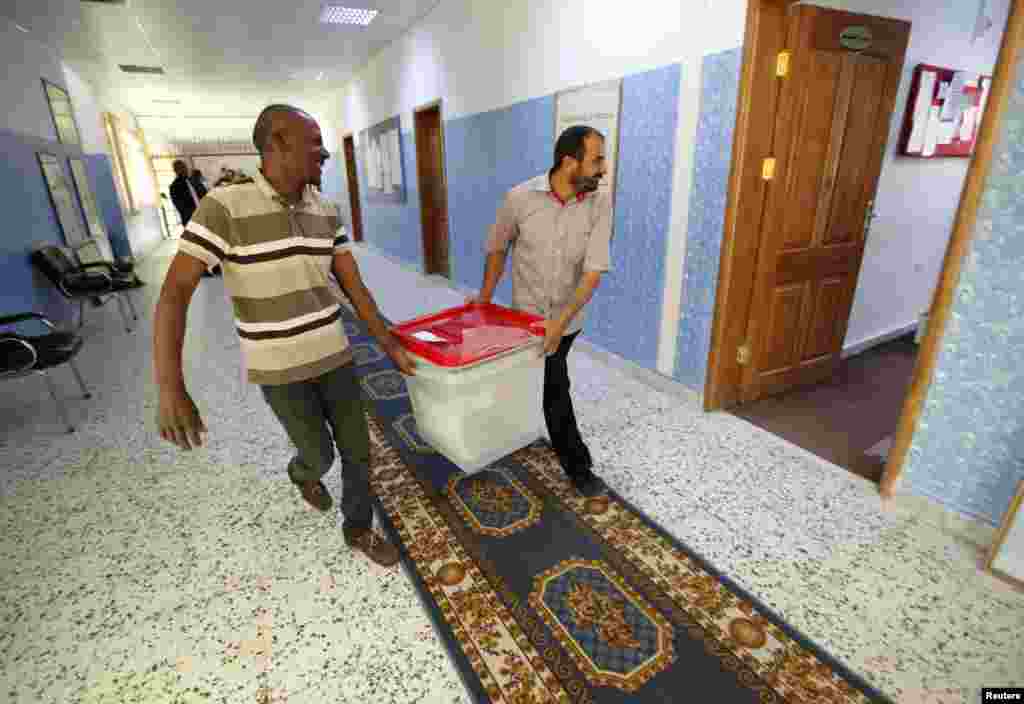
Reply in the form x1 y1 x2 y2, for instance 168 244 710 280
1 241 1022 703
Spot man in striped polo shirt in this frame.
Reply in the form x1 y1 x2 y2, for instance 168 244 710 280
153 104 413 568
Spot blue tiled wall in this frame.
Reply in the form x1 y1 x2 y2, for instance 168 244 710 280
445 95 554 304
0 128 128 322
586 64 680 370
357 128 424 270
903 52 1024 525
674 47 743 391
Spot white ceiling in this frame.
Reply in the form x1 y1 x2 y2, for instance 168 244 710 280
3 0 440 144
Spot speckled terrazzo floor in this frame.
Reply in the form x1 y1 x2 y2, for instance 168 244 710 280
2 239 1022 704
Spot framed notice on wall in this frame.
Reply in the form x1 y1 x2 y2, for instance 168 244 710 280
37 153 89 247
69 157 114 263
68 158 107 241
42 79 81 146
359 115 406 204
986 479 1024 589
898 64 991 158
555 79 623 201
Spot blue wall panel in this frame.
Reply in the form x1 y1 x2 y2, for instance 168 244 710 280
674 47 743 391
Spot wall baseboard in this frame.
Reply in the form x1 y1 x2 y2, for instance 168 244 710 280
574 338 703 404
842 321 919 359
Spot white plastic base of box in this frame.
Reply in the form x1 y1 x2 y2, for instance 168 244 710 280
402 341 545 475
416 422 544 474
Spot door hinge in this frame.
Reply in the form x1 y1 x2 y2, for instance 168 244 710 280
762 157 776 181
776 51 791 77
737 343 752 366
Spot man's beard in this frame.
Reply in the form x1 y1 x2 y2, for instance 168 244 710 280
577 175 601 193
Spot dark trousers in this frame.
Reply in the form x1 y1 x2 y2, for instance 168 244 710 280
544 331 592 477
260 362 373 533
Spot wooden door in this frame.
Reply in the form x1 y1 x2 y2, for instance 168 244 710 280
343 135 364 242
415 105 451 277
740 6 910 403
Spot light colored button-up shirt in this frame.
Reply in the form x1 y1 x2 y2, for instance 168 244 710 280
485 172 613 334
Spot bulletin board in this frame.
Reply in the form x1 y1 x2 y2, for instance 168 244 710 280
898 64 992 158
37 153 89 247
555 78 622 202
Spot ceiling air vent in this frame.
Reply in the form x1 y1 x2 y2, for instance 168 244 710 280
119 65 165 75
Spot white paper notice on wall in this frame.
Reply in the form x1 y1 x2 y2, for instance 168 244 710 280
922 105 942 157
978 78 992 122
960 107 977 141
555 79 622 199
907 71 937 154
941 71 971 122
937 119 957 145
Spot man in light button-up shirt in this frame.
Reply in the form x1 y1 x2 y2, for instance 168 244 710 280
471 126 613 497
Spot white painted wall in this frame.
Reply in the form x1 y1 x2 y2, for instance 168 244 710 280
337 0 746 132
0 19 67 140
339 0 749 128
814 0 1012 351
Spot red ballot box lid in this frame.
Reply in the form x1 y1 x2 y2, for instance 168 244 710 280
391 302 545 367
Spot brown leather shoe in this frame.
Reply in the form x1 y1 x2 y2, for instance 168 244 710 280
294 479 333 512
344 527 400 567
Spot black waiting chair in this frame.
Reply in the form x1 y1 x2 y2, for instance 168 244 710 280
1 312 91 433
31 245 142 332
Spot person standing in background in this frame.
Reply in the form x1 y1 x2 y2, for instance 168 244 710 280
169 160 207 226
170 160 220 276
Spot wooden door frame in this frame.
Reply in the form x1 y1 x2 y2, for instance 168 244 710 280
704 0 1023 498
341 132 364 242
413 99 451 277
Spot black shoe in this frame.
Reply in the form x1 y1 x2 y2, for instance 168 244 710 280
568 469 604 497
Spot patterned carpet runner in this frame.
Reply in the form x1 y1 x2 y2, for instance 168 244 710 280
340 304 889 704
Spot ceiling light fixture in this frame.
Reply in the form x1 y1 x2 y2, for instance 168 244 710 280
119 64 165 75
15 23 30 33
319 6 378 26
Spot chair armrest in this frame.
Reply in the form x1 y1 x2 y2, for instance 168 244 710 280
78 261 118 273
60 271 113 297
0 336 38 376
0 312 55 329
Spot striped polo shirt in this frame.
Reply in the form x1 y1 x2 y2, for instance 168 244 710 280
178 171 353 386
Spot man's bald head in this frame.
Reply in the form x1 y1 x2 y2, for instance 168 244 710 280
252 104 316 156
252 104 329 196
